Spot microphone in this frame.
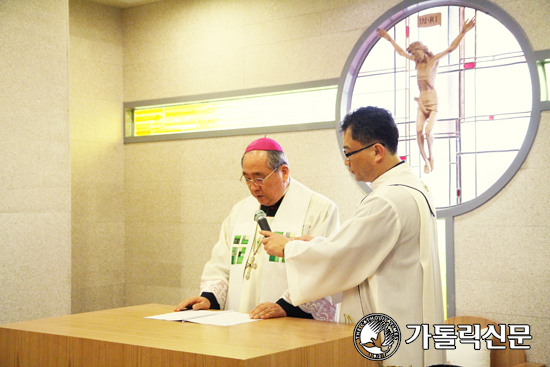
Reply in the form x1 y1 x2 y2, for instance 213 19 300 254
254 210 271 232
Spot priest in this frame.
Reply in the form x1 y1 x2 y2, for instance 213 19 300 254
261 107 445 366
175 137 340 321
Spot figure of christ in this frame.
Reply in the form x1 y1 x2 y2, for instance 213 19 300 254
378 17 476 173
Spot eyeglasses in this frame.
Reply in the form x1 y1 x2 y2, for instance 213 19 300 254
342 142 383 158
241 165 281 186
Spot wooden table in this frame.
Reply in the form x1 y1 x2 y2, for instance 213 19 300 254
0 304 375 367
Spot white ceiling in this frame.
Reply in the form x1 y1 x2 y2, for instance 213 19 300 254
88 0 163 9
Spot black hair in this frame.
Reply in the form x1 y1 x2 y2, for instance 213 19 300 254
339 106 399 154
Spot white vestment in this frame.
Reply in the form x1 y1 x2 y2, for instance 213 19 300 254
200 179 340 320
284 163 445 366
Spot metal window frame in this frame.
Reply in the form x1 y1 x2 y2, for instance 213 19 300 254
123 79 339 144
535 49 550 108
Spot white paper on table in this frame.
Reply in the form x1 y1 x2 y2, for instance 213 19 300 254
145 309 260 326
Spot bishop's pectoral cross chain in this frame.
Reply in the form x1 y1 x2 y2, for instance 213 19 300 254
244 222 261 280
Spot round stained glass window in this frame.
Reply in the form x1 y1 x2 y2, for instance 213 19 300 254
336 1 540 217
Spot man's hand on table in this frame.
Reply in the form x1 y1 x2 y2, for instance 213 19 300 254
249 302 287 319
174 296 211 311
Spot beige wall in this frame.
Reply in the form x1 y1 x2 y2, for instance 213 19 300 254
0 0 71 323
121 0 550 364
455 1 550 363
70 0 125 313
122 0 378 307
2 0 549 364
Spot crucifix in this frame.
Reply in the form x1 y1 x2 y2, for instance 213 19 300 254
244 256 257 280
